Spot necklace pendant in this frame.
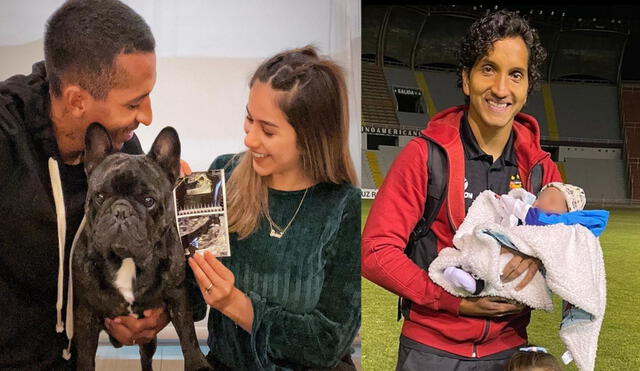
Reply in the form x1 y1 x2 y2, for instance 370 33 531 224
270 228 284 239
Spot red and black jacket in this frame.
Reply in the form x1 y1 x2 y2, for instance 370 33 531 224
362 105 562 358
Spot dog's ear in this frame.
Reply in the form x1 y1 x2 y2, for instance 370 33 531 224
148 127 181 184
84 122 114 176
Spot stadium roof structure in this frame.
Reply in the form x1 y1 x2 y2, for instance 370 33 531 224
363 4 640 82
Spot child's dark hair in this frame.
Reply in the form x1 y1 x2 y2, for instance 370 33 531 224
505 346 562 371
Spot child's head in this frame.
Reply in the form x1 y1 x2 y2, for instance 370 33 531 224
504 346 562 371
533 182 585 214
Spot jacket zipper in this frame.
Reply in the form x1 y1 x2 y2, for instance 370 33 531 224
472 319 491 357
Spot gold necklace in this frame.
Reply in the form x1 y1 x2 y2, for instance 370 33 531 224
264 188 309 239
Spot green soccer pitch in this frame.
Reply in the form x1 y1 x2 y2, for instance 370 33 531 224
361 199 640 371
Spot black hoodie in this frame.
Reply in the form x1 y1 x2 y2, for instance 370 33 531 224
0 61 142 370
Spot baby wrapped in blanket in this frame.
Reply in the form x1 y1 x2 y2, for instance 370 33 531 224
428 183 608 371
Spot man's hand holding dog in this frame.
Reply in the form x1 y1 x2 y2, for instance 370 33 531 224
105 308 170 346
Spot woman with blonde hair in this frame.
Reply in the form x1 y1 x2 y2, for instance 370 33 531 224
188 45 360 370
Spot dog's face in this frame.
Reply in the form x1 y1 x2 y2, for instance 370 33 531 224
83 123 180 262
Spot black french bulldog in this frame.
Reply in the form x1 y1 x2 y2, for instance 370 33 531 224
72 123 212 371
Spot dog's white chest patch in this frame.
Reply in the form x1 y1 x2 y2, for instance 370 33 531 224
114 258 136 309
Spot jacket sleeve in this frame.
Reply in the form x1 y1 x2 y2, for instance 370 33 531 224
247 188 361 369
361 139 461 315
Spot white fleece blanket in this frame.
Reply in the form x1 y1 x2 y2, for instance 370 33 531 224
428 189 606 371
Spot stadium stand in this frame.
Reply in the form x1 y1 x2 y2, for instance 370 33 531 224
552 84 622 141
563 158 628 202
364 150 383 189
377 145 402 176
362 5 637 204
383 68 428 126
362 64 401 127
420 70 464 116
361 151 378 190
621 85 640 201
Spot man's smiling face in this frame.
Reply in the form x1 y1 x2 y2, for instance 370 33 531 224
463 36 529 131
82 52 156 149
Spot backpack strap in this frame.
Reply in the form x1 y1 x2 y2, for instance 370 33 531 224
398 134 448 321
529 163 543 194
405 134 448 254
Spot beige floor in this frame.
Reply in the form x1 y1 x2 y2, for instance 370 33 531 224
96 355 179 371
96 341 361 371
95 327 361 371
96 343 204 371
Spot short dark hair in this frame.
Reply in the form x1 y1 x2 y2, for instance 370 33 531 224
456 9 546 96
44 0 155 100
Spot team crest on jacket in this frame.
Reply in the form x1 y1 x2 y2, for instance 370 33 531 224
509 174 523 189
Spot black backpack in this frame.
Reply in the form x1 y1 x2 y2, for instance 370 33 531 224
397 134 543 320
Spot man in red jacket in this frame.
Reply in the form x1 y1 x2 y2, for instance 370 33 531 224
362 10 562 370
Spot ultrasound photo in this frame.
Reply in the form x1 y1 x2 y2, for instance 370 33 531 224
174 169 230 257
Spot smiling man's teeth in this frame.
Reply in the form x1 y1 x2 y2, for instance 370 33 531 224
252 152 268 158
488 101 508 108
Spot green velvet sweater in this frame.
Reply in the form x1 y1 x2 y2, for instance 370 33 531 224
206 154 361 370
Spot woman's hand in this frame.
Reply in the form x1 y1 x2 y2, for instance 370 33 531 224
180 159 192 177
188 251 254 332
189 251 235 310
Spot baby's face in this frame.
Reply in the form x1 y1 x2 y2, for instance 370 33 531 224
533 187 568 214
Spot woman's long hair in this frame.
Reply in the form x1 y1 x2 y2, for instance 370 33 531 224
226 45 357 239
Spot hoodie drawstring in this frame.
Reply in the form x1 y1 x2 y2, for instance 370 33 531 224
63 214 85 360
48 158 66 334
48 157 85 360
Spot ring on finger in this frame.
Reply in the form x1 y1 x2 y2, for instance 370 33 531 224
205 283 213 295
